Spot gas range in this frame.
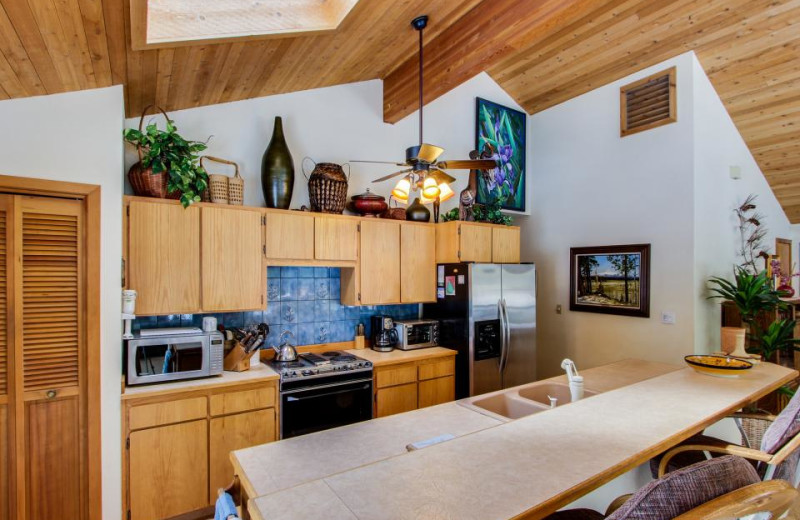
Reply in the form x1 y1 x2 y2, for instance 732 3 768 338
270 350 373 384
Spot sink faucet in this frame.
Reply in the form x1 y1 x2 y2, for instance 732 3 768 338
561 359 584 402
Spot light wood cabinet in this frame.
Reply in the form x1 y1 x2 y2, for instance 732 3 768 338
401 223 436 303
264 211 315 261
492 226 521 263
209 409 275 496
373 355 456 418
435 221 521 264
358 219 401 304
128 199 201 314
201 206 265 311
129 420 209 520
315 217 359 261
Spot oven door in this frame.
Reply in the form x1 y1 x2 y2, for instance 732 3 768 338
281 377 373 439
127 337 209 385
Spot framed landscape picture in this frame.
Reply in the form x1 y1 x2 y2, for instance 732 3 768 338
475 97 527 212
569 244 651 317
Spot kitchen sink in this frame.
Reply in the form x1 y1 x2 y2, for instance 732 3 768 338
517 383 597 407
468 392 548 420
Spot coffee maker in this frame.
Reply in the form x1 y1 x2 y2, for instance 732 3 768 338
371 315 398 352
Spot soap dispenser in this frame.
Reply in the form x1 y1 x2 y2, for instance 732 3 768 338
561 358 584 402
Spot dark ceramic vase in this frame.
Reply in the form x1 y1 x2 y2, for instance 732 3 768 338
261 116 295 208
405 197 430 222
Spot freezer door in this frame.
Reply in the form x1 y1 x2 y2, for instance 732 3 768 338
501 264 537 388
470 264 503 396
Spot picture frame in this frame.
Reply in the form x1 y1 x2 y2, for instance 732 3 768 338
475 97 527 212
569 244 651 317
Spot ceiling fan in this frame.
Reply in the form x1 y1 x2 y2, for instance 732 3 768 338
351 15 497 204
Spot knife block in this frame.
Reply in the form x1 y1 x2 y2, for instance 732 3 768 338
223 340 259 372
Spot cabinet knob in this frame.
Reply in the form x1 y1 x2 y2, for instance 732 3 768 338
46 390 57 399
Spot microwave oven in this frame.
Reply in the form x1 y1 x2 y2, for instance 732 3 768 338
126 329 224 386
393 319 439 350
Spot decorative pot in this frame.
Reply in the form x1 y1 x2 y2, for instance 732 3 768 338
406 197 430 222
350 189 388 217
303 159 348 214
261 116 295 209
778 283 795 298
721 326 747 357
128 162 180 200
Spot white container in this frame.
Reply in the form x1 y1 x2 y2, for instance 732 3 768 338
202 316 218 333
569 375 584 402
122 290 137 314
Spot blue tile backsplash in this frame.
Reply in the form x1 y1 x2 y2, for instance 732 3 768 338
134 267 419 347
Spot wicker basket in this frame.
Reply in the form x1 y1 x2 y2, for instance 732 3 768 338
381 196 407 220
303 158 348 214
128 105 181 200
201 156 243 205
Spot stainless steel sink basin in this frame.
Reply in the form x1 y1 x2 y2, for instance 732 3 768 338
467 392 548 420
517 383 597 407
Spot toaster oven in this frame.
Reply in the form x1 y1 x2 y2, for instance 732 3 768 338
393 319 439 350
126 328 224 385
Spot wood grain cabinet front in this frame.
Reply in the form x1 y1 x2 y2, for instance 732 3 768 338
435 221 521 264
264 211 315 261
375 383 418 417
492 226 521 263
315 217 359 262
373 356 456 417
358 219 401 304
400 223 436 303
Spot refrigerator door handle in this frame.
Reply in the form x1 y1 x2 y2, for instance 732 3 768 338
499 298 510 375
497 298 506 373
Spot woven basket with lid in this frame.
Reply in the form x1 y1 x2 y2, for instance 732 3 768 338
303 158 348 214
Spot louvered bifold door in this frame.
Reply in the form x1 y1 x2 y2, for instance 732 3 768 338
15 196 85 520
0 196 10 520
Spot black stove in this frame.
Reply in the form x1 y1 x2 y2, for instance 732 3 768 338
270 350 373 384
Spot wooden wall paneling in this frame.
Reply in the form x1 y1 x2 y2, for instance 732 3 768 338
153 48 174 107
0 0 63 93
101 0 126 86
0 4 45 96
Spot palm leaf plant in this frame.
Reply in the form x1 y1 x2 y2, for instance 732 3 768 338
707 267 784 338
757 319 800 362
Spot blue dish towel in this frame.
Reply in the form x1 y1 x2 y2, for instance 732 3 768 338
215 492 239 520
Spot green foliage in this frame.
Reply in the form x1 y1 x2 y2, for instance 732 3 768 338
755 319 800 361
441 208 460 222
473 201 513 226
707 267 784 327
123 118 209 208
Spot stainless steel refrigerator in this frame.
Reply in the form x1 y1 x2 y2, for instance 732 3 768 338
422 263 537 398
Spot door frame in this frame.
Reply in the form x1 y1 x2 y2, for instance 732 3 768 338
0 174 102 520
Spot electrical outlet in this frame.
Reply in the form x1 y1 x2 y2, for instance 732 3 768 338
556 304 562 314
661 311 676 325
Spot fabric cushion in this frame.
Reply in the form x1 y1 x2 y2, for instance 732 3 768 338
761 391 800 454
544 509 605 520
607 455 760 520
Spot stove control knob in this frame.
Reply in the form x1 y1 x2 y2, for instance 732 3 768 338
364 361 372 367
302 370 312 376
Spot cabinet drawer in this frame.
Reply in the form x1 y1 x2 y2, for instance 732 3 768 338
129 396 207 431
210 386 276 416
375 363 417 389
418 358 455 381
375 383 418 418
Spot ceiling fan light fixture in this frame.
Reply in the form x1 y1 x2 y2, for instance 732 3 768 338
437 181 455 202
422 175 441 199
392 177 411 201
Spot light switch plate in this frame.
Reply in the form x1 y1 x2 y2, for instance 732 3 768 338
556 304 562 314
661 311 676 325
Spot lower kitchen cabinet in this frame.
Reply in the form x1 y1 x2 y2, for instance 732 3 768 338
123 379 279 520
209 408 276 496
376 383 418 417
129 420 209 520
419 376 456 408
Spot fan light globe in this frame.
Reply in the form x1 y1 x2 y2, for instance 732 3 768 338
437 182 455 202
392 177 411 201
422 176 441 199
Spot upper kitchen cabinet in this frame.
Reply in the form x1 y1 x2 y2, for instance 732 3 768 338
264 211 314 262
342 219 401 305
127 199 201 315
201 206 265 311
315 216 359 262
400 222 436 303
435 222 520 264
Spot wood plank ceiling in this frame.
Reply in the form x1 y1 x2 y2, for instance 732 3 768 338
0 0 798 221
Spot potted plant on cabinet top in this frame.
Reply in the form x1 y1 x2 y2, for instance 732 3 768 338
123 105 209 208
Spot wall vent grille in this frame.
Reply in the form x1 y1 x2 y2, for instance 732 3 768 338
620 67 676 136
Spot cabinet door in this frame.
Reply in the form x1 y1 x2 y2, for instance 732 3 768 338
129 420 208 520
401 223 436 303
375 383 417 417
359 220 400 304
128 200 201 314
460 223 493 263
265 212 314 260
0 404 8 520
202 207 265 311
209 409 275 497
492 226 520 263
315 217 358 261
418 376 455 408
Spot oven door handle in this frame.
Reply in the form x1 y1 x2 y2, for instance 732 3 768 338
282 378 373 396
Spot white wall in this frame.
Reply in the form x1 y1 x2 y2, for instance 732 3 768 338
692 54 800 353
517 53 698 378
0 86 125 519
124 73 530 216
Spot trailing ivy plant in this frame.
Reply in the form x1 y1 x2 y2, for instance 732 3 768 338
123 119 209 208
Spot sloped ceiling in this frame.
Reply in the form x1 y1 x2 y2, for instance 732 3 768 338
0 0 797 220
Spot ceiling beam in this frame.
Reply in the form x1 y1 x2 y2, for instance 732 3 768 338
381 0 596 124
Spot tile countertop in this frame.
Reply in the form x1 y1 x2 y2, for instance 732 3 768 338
232 359 680 516
241 361 797 520
122 363 280 400
346 346 457 366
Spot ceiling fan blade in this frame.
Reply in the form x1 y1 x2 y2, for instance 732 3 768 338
417 144 445 163
437 159 497 170
372 168 413 183
430 169 457 184
350 160 408 166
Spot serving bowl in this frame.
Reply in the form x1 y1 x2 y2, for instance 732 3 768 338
684 355 753 378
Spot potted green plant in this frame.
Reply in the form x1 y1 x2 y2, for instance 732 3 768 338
755 319 800 363
708 267 785 341
123 106 209 208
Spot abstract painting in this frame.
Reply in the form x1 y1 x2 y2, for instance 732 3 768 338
475 97 527 212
